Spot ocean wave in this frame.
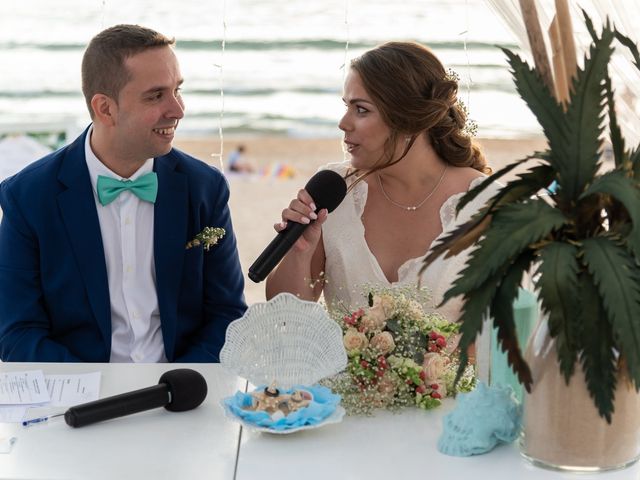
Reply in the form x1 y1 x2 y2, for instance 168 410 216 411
0 38 519 52
0 90 80 99
188 86 340 96
0 80 513 101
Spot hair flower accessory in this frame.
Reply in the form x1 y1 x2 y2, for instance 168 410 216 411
186 227 226 251
445 67 478 138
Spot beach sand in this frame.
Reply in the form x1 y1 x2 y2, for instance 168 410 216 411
174 134 547 305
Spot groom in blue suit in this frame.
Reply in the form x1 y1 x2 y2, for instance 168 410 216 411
0 25 246 362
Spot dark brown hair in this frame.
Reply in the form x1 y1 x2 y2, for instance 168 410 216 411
348 41 489 179
81 24 175 118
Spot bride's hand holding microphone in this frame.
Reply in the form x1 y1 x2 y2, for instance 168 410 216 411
251 168 346 293
274 188 328 256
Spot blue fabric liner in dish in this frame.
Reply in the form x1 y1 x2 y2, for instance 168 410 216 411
223 384 341 431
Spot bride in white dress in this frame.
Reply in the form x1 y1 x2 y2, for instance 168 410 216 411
266 41 499 326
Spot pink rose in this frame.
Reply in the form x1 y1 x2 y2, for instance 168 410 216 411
422 352 447 383
369 331 396 355
343 328 368 353
360 304 387 332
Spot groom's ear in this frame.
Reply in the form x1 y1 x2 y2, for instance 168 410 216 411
91 93 117 127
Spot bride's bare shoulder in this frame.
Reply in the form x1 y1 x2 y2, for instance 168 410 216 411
442 166 485 196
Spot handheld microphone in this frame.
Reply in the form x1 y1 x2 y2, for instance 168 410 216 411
63 368 208 428
248 169 347 283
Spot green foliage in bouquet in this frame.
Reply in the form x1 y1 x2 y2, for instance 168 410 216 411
423 12 640 422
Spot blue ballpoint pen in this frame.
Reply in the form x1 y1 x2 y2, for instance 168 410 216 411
22 413 64 427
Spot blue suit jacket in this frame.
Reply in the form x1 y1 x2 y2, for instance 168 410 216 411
0 128 247 362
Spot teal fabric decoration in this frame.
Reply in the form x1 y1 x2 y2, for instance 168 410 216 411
438 381 522 456
223 384 340 432
490 288 538 403
97 172 158 206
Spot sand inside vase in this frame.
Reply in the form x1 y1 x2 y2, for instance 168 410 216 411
522 343 640 470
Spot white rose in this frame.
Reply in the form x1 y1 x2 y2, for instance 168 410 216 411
369 332 396 355
422 352 447 383
445 333 461 354
361 305 387 332
407 300 425 321
373 293 395 316
435 382 447 398
343 328 368 353
377 373 397 395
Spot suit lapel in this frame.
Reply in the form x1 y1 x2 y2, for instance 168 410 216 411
153 152 188 360
57 130 111 347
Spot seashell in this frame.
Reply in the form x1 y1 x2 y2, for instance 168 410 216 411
246 387 314 416
220 292 348 389
437 381 522 456
221 385 345 434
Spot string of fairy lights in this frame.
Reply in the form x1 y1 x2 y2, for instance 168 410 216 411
211 0 227 171
462 0 472 109
210 0 353 170
342 0 351 162
343 0 351 81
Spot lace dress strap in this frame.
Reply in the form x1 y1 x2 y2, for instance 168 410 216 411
439 176 487 230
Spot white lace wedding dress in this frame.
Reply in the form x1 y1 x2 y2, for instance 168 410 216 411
321 161 502 322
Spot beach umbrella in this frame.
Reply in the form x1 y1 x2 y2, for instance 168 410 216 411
0 135 52 181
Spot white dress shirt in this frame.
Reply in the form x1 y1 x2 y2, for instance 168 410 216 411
84 127 167 362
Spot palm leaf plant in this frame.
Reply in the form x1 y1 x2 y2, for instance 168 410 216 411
423 11 640 422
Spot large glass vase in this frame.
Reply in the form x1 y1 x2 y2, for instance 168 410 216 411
520 319 640 472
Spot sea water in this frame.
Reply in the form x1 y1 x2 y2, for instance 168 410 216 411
0 0 541 141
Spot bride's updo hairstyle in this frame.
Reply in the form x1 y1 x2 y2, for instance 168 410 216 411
349 41 489 176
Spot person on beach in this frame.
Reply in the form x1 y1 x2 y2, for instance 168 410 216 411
266 41 500 323
0 24 246 362
227 144 255 173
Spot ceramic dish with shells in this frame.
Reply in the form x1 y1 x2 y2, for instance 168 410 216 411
221 383 346 434
220 292 348 433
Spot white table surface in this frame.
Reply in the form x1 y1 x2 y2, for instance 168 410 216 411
1 363 639 480
0 363 246 480
236 399 640 480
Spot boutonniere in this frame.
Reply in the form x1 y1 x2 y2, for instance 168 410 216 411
186 227 226 251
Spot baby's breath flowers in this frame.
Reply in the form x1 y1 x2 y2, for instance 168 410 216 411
186 227 226 251
323 286 475 415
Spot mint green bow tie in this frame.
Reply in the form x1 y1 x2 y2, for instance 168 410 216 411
97 172 158 206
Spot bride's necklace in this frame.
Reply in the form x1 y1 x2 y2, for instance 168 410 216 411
376 165 447 212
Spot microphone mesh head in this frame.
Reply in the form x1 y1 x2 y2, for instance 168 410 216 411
159 369 208 412
304 170 347 213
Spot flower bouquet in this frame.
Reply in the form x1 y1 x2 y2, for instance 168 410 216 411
324 287 475 415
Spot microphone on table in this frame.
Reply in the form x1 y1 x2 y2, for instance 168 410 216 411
248 169 348 283
62 368 207 428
